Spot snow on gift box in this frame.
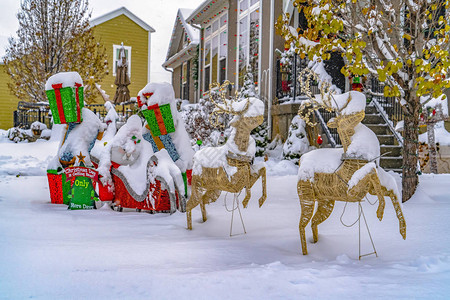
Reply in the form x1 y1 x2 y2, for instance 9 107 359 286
45 72 84 124
95 114 186 214
296 68 406 256
186 81 267 231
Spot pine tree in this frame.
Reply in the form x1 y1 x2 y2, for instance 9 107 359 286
5 0 108 103
240 66 257 98
251 121 269 157
283 115 310 164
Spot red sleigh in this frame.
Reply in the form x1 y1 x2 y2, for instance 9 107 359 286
94 160 191 214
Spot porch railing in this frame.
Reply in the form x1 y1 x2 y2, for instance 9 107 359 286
276 54 319 103
13 101 138 129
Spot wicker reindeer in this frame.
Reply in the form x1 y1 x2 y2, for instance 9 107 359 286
186 81 267 230
296 69 406 255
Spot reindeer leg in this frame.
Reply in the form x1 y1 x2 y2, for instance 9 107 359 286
298 181 315 255
242 186 252 208
311 200 335 243
199 189 221 223
200 201 207 222
387 189 407 240
258 167 267 207
186 211 193 230
186 177 202 230
369 173 386 221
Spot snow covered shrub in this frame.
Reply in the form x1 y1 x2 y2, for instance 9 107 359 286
180 97 231 149
251 121 269 157
240 66 257 98
7 122 51 143
283 115 310 164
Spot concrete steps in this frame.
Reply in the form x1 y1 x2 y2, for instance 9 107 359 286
363 105 403 172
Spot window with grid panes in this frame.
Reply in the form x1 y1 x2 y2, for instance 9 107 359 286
238 0 260 89
203 13 228 93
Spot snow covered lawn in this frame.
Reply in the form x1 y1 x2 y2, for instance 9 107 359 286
0 140 449 299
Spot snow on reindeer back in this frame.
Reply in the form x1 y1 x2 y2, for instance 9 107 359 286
193 97 262 177
45 72 83 90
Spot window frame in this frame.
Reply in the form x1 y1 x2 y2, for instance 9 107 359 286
203 12 228 93
236 0 261 91
112 44 132 77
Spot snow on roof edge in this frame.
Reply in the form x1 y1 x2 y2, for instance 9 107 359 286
163 8 199 65
90 6 155 32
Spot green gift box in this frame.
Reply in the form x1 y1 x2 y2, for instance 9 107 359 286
142 103 175 136
46 83 84 124
352 76 361 84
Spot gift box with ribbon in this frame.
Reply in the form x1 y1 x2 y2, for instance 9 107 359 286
142 103 175 136
45 72 84 124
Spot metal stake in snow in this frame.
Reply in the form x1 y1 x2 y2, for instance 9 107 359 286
224 192 247 237
340 201 378 260
358 202 378 260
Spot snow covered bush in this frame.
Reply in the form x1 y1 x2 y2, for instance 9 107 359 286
180 97 231 149
251 122 269 157
240 66 257 98
283 115 310 164
7 121 51 143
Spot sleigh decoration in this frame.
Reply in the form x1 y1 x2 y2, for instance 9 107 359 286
92 83 194 214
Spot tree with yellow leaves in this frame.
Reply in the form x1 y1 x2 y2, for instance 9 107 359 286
276 0 450 202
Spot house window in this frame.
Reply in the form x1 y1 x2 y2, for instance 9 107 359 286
113 45 131 77
238 0 260 89
181 61 190 100
203 13 228 92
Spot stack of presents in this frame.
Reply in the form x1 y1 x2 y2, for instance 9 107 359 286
46 72 193 213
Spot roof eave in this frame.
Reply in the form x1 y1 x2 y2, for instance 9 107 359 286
186 0 228 25
162 43 198 69
90 6 155 32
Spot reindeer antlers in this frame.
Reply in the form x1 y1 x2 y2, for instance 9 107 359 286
208 81 251 128
297 68 351 126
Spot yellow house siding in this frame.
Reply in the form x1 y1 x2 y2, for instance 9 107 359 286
0 64 18 129
93 14 149 103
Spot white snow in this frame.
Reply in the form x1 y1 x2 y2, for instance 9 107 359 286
54 108 105 168
298 148 344 181
419 123 450 146
178 8 200 44
346 123 381 162
1 138 449 299
316 91 366 116
149 149 185 194
97 115 152 195
420 95 448 116
45 71 83 90
348 162 377 190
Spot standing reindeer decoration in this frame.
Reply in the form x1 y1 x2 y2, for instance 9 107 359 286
186 81 267 230
296 69 406 255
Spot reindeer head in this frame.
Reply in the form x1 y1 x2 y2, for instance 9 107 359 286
209 81 265 152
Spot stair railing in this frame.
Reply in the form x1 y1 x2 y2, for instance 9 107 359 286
314 109 338 147
367 78 404 147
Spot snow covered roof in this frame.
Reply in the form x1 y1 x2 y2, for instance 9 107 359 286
90 7 155 33
186 0 228 25
162 8 200 69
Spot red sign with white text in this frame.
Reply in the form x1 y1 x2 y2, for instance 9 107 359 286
65 167 99 182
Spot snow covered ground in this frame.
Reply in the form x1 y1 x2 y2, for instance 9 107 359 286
0 138 449 299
